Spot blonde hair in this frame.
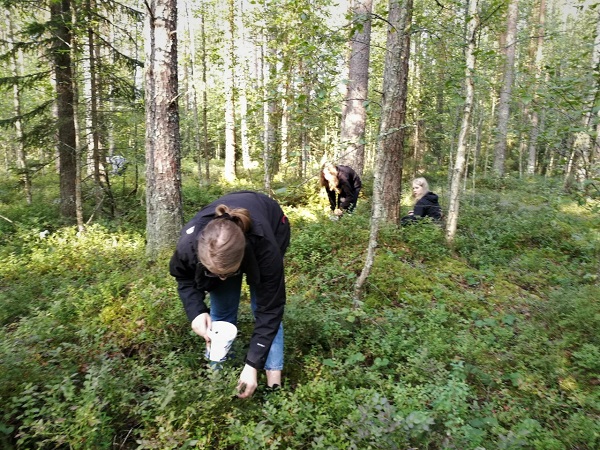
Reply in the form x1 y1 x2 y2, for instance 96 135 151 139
320 163 340 193
197 205 252 274
412 177 430 201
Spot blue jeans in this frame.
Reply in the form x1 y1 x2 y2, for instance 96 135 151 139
209 274 284 371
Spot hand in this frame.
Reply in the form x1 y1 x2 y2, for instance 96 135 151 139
191 313 212 350
334 208 343 217
236 364 258 398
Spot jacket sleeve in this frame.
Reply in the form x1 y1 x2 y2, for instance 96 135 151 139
350 172 362 204
245 238 286 370
325 187 337 210
338 168 361 209
169 248 209 322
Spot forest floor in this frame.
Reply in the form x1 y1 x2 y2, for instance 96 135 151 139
0 170 599 449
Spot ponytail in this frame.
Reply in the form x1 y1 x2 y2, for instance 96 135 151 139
197 204 252 274
214 204 252 233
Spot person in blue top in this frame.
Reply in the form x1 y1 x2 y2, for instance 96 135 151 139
169 191 290 398
401 177 442 225
320 162 362 218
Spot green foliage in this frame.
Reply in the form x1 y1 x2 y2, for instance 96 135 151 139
1 176 599 449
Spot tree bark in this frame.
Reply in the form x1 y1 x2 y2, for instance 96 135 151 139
183 0 203 183
262 26 277 191
223 0 237 182
353 0 413 305
5 7 32 204
237 0 252 171
446 0 479 245
492 0 519 177
340 0 373 176
375 0 412 225
85 0 107 215
526 0 546 175
51 0 78 221
577 10 600 181
201 9 210 181
144 0 183 259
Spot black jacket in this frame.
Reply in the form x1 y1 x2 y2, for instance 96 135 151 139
402 191 442 224
326 165 362 211
169 191 290 370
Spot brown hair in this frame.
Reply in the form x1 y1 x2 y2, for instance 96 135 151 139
319 163 340 193
197 205 252 275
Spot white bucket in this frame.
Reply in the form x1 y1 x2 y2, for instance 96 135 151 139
208 321 238 362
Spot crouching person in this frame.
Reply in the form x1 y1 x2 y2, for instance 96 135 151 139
169 191 290 398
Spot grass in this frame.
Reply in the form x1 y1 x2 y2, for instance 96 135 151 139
0 168 599 449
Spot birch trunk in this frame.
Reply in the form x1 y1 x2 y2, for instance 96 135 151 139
183 0 203 183
223 0 237 182
5 8 32 204
492 0 519 177
526 0 546 175
201 10 209 181
237 0 252 170
446 0 479 245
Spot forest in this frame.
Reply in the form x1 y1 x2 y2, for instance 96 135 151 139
0 0 599 448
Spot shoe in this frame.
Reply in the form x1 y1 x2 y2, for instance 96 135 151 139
265 384 281 394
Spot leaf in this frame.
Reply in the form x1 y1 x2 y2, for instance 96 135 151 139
345 352 365 365
502 314 516 325
374 357 389 367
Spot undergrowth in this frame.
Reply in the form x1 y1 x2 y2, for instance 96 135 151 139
0 173 598 449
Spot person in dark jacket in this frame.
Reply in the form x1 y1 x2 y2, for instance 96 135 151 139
320 162 362 218
169 191 290 398
401 177 442 225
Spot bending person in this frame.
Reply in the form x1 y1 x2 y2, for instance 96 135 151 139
401 177 442 225
320 162 362 217
169 191 290 398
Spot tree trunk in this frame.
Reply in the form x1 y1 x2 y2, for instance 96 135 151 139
492 0 518 177
281 92 289 167
262 27 277 192
183 0 203 183
69 14 85 232
86 0 107 215
526 0 546 175
144 0 183 259
446 0 479 245
578 10 600 181
72 93 85 232
473 113 483 188
223 0 236 182
237 0 252 171
5 7 32 204
51 0 78 222
353 0 413 305
483 94 496 178
281 72 292 169
201 10 210 181
340 0 373 176
375 0 412 225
